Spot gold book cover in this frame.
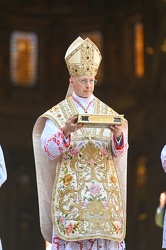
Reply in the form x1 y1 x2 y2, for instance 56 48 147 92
77 114 124 128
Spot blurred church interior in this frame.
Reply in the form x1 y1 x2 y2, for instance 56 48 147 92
0 0 166 249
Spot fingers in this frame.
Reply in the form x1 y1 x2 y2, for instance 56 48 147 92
68 115 78 124
62 115 84 137
65 115 83 133
110 124 121 129
109 124 122 138
73 121 84 131
63 115 85 137
76 124 84 131
109 125 121 133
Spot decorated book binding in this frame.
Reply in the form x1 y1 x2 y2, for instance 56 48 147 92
77 114 124 128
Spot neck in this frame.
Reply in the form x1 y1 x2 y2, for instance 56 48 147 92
72 93 94 113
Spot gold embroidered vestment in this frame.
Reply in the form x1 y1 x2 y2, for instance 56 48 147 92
33 96 128 243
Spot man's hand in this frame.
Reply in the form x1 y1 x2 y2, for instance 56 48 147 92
108 124 123 139
62 115 84 138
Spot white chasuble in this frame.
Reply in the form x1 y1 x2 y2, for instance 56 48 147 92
32 96 128 244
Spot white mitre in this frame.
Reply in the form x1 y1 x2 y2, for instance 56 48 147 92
65 37 102 97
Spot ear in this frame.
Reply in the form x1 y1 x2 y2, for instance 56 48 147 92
69 77 75 86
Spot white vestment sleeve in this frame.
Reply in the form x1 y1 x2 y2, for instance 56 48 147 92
40 119 59 147
0 145 7 187
161 145 166 172
40 119 70 160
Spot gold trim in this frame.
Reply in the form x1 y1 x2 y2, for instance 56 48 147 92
78 114 124 128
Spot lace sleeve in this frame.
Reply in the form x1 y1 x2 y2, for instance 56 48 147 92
41 119 70 160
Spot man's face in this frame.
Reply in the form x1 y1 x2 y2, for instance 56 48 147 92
70 75 96 98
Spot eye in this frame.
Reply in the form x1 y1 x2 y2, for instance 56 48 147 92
80 80 86 84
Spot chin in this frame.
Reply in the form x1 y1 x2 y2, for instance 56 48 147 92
84 93 91 97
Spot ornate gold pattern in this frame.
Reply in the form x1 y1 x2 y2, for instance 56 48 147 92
65 38 102 77
52 140 125 242
43 97 126 242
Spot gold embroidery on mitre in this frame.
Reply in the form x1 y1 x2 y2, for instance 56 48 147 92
65 37 102 76
52 140 125 242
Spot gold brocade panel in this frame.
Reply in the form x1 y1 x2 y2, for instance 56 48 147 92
52 140 125 242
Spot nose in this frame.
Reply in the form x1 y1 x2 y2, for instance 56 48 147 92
85 80 91 87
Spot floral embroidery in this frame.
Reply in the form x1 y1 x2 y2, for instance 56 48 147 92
70 147 79 156
49 106 58 113
65 223 73 236
101 147 109 156
82 201 88 207
110 175 117 185
57 218 80 237
83 181 107 204
89 159 95 165
112 220 122 234
42 97 127 248
64 145 80 160
53 141 125 241
63 174 73 186
58 216 66 225
89 183 101 195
